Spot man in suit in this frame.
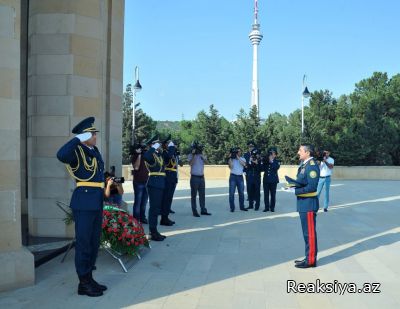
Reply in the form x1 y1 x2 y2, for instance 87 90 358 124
57 117 107 297
287 144 320 268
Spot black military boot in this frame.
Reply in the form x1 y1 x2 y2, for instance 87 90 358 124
160 216 175 226
78 274 103 297
89 272 107 291
150 229 166 241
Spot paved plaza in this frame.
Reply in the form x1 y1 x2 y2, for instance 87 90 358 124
1 179 400 309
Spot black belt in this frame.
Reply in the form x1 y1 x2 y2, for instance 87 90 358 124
320 176 331 178
230 173 243 176
191 175 204 178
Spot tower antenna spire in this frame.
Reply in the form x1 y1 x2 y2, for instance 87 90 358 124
249 0 263 117
254 0 259 23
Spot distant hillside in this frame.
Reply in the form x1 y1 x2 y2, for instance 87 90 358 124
156 120 180 131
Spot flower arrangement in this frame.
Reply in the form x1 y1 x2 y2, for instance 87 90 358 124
101 208 150 256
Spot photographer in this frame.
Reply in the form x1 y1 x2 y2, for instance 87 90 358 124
228 147 247 212
316 149 334 212
188 142 211 217
262 147 280 212
130 143 149 224
104 171 124 207
244 146 262 210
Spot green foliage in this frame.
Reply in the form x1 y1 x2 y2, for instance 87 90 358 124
122 84 133 164
121 84 157 164
121 72 400 166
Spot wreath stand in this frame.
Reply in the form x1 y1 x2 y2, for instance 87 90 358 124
56 201 151 272
101 242 151 273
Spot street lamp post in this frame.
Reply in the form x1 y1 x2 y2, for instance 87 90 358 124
132 66 142 144
301 74 310 137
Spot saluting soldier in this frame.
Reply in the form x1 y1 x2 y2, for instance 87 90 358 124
56 117 107 297
262 147 280 212
143 136 167 241
160 134 177 226
287 144 320 268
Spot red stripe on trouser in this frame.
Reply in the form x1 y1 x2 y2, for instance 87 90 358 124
307 212 315 265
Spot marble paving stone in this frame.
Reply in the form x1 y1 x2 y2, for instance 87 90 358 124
1 180 400 308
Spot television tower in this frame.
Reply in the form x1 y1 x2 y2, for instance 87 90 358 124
249 0 263 116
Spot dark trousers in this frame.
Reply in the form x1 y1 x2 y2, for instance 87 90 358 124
161 178 177 216
299 211 318 265
72 209 102 277
247 174 261 208
229 174 245 210
263 182 277 210
133 181 148 221
147 186 163 232
190 175 207 213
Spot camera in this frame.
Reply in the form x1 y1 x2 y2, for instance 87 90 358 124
317 151 327 161
112 177 125 184
129 143 146 155
191 141 204 154
250 148 260 160
106 166 125 184
230 147 239 159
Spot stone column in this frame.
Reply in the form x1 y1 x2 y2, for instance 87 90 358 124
0 0 35 291
28 0 125 237
106 0 124 174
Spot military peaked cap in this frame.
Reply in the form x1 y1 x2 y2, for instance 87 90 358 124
268 146 278 154
72 117 99 134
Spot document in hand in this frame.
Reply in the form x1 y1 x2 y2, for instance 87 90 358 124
285 175 306 188
283 187 295 193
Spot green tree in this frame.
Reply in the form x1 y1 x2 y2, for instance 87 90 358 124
349 72 399 165
134 109 157 145
122 84 133 164
121 84 156 164
192 105 231 164
232 106 261 151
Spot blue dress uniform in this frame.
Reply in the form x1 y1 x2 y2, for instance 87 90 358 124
245 155 262 210
56 117 106 296
288 158 320 267
160 143 178 226
143 138 166 241
262 158 280 211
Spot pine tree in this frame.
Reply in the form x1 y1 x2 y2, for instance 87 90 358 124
122 84 133 164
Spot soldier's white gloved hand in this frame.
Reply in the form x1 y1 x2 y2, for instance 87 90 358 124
152 142 160 150
76 132 92 142
168 141 175 147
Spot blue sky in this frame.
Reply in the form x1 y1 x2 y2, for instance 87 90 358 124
123 0 400 121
